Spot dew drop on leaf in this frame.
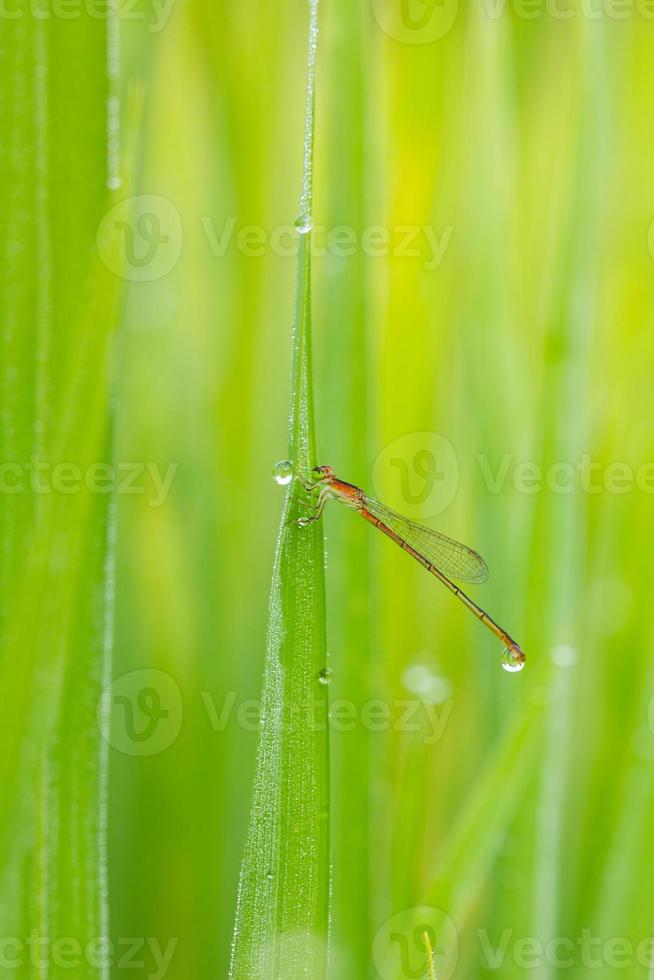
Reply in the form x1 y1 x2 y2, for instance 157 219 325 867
273 460 294 485
294 215 313 234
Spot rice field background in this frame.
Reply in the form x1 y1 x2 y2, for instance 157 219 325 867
1 0 654 977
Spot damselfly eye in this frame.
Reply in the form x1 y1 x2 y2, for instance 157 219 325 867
311 465 333 482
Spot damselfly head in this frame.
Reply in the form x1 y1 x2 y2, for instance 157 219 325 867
311 464 335 482
501 643 526 673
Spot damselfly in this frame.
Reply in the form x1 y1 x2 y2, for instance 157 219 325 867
294 464 526 672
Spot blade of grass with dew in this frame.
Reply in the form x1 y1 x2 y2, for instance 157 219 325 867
229 3 330 977
0 3 125 969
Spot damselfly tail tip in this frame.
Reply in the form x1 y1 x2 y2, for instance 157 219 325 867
501 643 526 673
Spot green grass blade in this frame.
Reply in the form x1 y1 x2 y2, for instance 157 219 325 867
229 3 330 977
0 5 122 972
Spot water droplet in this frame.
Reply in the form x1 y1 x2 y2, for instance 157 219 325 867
294 215 313 234
318 667 333 685
273 459 294 485
107 175 122 191
265 870 274 881
501 647 526 673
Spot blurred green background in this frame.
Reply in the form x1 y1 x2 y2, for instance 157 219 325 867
3 0 654 977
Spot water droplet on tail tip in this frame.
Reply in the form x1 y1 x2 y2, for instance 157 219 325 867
501 647 526 674
273 460 294 485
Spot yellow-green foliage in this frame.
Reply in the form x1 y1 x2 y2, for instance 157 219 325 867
3 1 654 978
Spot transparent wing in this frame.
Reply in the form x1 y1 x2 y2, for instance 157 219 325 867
363 495 489 584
